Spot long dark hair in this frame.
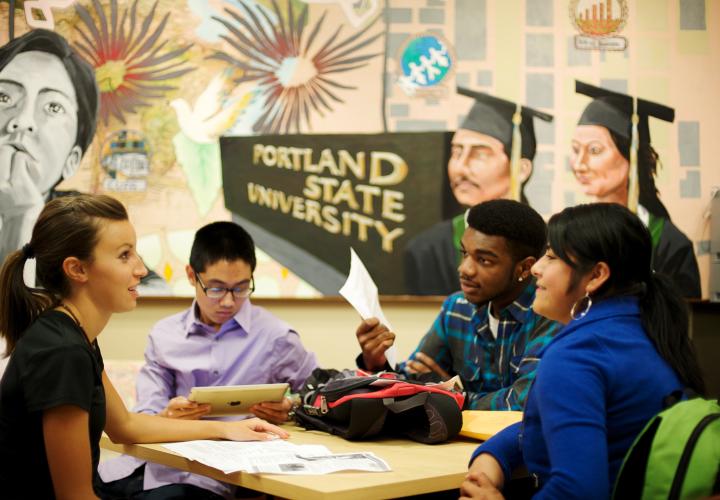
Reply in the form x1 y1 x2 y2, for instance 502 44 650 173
608 130 670 219
0 194 127 355
547 203 705 395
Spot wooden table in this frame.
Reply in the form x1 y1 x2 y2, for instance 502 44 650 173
101 425 480 499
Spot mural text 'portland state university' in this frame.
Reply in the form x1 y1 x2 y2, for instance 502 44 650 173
221 132 455 295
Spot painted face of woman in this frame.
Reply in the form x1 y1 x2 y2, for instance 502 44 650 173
570 125 630 205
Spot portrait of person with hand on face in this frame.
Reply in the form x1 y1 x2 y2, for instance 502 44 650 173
0 29 98 267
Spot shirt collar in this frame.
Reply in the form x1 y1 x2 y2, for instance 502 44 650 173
183 299 254 338
478 282 537 324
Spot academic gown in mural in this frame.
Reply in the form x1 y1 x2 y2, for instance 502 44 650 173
403 216 462 296
651 215 701 299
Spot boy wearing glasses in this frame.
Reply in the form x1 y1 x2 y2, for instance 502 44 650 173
98 221 317 499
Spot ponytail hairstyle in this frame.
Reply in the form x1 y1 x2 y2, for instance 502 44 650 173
0 194 127 355
547 203 706 395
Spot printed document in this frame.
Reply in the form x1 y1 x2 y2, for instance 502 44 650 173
163 439 391 475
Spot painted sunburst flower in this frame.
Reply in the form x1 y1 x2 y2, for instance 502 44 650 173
73 0 194 125
209 0 383 134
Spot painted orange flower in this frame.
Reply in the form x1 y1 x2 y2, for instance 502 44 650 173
73 0 195 125
209 0 382 133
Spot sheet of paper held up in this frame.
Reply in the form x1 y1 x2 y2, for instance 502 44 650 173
339 248 397 366
162 439 391 475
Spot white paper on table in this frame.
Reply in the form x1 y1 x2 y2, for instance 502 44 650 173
162 440 331 474
338 248 397 366
162 440 391 475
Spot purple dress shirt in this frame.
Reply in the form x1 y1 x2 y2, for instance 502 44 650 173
99 299 318 498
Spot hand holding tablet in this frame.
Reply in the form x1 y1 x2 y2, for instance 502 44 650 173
160 396 212 419
189 383 289 416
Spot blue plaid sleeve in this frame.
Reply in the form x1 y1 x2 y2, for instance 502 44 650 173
397 295 457 376
467 316 560 410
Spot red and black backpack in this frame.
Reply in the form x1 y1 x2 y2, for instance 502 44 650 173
294 370 465 444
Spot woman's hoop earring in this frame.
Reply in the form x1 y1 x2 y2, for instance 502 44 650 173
570 292 592 321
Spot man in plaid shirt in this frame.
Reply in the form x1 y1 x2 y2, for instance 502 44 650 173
356 200 560 410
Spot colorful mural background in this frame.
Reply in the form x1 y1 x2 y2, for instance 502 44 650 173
1 0 718 297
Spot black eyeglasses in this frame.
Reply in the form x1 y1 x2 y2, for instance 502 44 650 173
194 271 255 300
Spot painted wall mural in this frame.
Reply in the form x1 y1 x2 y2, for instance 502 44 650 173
0 0 718 298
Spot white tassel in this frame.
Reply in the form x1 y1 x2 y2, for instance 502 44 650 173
510 103 522 201
628 98 639 213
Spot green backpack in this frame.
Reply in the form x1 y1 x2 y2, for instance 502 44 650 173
613 395 720 500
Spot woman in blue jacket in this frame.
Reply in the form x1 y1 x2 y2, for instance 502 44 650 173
461 203 705 500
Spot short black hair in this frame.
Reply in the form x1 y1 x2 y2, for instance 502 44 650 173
466 199 546 262
189 222 256 273
0 29 98 154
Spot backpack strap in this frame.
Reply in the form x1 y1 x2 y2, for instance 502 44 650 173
383 392 429 413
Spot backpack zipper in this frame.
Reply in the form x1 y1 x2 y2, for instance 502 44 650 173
668 412 720 500
320 395 328 414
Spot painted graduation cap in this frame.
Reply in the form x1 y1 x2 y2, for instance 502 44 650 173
576 80 675 212
458 86 553 201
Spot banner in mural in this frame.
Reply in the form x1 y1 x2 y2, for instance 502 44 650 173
221 132 455 295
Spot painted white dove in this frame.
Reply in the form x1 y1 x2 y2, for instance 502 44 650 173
170 72 254 144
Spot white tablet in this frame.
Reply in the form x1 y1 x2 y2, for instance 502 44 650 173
189 383 289 416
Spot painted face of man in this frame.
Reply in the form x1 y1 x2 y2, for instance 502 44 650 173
447 128 512 208
570 124 630 205
0 50 82 197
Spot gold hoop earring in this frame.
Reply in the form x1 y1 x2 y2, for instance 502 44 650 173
570 292 592 320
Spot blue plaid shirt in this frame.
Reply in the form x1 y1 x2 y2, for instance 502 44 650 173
400 284 560 410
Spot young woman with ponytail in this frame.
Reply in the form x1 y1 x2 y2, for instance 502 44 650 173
460 202 705 500
0 194 286 500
